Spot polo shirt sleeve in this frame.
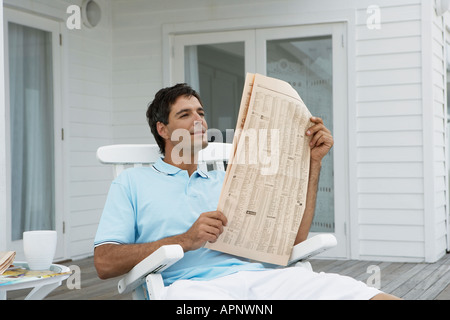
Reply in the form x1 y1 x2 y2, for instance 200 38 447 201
94 174 136 247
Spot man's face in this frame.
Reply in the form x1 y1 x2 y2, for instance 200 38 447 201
158 95 209 157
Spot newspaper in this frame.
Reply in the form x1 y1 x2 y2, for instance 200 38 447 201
205 73 313 266
0 251 15 275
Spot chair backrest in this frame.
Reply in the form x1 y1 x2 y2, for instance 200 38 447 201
96 142 232 177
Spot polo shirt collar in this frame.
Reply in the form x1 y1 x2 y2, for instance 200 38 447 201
153 157 209 178
197 167 209 179
152 157 181 175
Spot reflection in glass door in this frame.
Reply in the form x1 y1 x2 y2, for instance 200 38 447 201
173 30 255 144
185 43 245 143
266 36 334 233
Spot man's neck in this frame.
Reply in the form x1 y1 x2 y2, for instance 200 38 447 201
163 146 198 177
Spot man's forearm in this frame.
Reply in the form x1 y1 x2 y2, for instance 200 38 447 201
294 160 321 245
94 233 188 280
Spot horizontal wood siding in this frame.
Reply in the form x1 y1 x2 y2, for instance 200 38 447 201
66 0 113 258
111 0 162 145
355 0 426 261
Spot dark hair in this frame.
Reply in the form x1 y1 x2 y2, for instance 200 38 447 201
146 83 202 155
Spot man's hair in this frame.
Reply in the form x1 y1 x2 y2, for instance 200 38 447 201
146 83 203 155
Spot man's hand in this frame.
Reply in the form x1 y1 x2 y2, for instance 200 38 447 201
180 211 228 252
306 116 334 164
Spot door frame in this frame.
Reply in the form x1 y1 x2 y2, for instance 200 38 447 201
3 8 66 260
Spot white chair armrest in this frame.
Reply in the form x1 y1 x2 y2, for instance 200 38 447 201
117 245 184 294
287 234 337 266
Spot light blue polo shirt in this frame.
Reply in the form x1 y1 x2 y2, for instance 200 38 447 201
94 157 265 285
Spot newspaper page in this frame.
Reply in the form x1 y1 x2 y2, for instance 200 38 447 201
205 73 313 266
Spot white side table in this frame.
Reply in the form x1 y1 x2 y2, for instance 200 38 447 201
0 262 71 300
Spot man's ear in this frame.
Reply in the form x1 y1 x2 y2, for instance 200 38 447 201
157 121 169 140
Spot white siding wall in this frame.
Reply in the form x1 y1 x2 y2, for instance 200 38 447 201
355 0 447 262
64 0 113 258
355 0 426 261
354 0 448 262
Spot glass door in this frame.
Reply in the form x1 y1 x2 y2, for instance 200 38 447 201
256 23 348 258
173 30 255 143
4 9 64 260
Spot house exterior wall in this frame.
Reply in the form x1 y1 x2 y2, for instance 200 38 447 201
0 0 447 262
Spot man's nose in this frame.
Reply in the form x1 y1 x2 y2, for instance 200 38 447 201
194 112 203 121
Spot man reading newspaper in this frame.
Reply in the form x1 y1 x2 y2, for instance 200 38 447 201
94 83 399 300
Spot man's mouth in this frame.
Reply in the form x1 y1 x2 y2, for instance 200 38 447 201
191 132 206 138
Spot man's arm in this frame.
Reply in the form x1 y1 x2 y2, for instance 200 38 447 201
95 234 185 280
94 211 227 279
294 116 334 245
295 160 321 244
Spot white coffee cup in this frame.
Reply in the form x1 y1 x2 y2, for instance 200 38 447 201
23 230 57 271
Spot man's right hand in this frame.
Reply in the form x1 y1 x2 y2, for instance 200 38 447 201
180 211 228 251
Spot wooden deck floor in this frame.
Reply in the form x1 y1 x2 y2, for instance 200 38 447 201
6 253 450 300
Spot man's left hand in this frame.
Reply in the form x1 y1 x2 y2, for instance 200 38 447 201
306 116 334 164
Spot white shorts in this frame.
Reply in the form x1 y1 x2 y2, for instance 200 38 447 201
161 267 381 300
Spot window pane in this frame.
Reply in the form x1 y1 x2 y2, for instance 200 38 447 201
267 36 334 232
9 22 55 240
185 42 245 143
